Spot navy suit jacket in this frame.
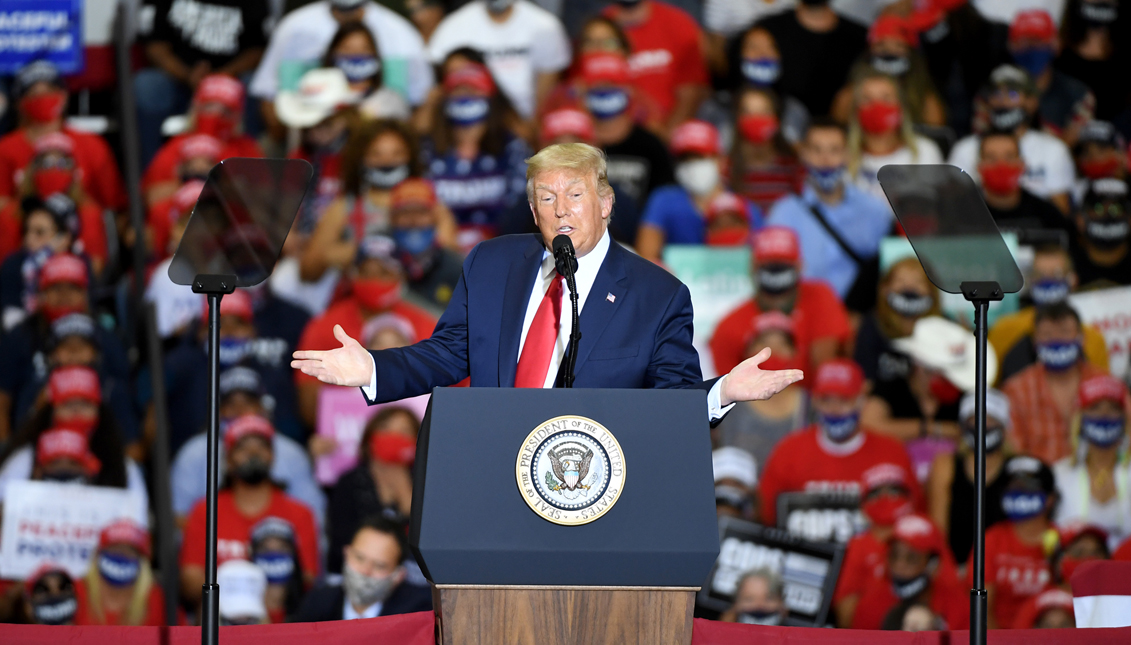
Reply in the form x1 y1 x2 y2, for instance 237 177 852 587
365 233 713 402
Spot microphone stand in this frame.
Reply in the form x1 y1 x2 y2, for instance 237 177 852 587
553 239 581 389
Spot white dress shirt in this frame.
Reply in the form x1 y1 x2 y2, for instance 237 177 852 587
343 596 382 620
364 230 732 419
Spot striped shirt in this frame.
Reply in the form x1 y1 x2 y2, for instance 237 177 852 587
1002 362 1104 465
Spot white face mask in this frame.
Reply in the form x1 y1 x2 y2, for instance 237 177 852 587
675 159 720 196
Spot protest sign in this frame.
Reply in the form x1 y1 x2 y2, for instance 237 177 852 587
0 1 83 74
0 480 145 579
777 490 866 544
1070 285 1131 381
698 517 844 626
663 246 752 377
314 387 428 485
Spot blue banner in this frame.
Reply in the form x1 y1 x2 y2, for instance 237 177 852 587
0 0 83 74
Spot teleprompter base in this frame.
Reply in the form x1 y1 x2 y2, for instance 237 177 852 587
432 584 697 645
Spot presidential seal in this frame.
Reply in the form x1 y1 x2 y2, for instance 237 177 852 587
516 415 626 526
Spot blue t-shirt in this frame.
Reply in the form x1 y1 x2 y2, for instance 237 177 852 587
641 185 765 244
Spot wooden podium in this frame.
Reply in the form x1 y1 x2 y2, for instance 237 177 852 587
411 389 719 645
432 585 696 645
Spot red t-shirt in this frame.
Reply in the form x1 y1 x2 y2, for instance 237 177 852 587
294 297 438 387
709 280 851 375
758 426 919 527
975 522 1051 629
74 579 166 626
851 573 969 630
180 488 320 580
1114 537 1131 561
142 134 264 193
603 2 708 119
834 531 887 605
0 200 107 266
0 128 126 211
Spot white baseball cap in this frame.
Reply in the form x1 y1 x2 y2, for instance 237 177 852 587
712 447 757 489
893 316 997 392
275 68 359 129
958 388 1011 428
218 560 267 622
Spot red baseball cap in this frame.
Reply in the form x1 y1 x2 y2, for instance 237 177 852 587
1013 588 1074 629
705 192 748 223
540 108 595 145
47 365 101 405
812 359 865 399
670 120 721 157
224 414 275 450
752 226 800 264
861 462 912 495
38 253 89 289
204 288 253 321
171 180 205 219
99 519 151 559
179 134 223 163
194 74 245 111
1056 520 1109 551
1010 10 1056 43
34 132 75 156
869 15 917 46
391 178 438 211
890 513 945 555
580 52 630 86
23 562 73 597
36 427 101 474
443 62 496 96
1078 374 1127 408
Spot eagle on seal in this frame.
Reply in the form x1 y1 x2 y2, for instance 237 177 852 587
548 447 593 491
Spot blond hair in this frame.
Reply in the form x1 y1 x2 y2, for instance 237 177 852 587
84 552 155 625
525 143 616 205
847 71 920 178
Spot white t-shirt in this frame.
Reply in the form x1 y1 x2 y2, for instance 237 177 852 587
427 0 571 118
1053 457 1131 552
972 0 1067 26
853 135 944 204
249 1 433 105
145 256 201 339
948 129 1076 199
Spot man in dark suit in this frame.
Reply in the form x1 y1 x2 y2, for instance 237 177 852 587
292 143 802 415
290 516 431 622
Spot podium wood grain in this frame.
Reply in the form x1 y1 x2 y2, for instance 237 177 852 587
433 585 696 645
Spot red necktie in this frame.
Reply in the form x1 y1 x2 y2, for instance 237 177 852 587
514 273 563 388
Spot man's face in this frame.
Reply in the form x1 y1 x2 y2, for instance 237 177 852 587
813 393 860 418
219 314 255 341
981 136 1021 165
801 128 847 169
391 205 437 231
50 337 97 368
888 540 931 581
24 211 62 254
228 436 273 472
733 575 783 614
1033 317 1081 346
1031 251 1073 285
39 283 87 313
530 168 612 258
345 528 403 581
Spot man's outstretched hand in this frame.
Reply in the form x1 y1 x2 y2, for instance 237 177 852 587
720 348 804 407
291 325 373 387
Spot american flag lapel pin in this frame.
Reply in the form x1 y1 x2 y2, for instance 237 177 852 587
606 292 616 303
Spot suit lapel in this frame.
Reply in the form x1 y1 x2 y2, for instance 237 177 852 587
571 240 628 378
498 235 545 387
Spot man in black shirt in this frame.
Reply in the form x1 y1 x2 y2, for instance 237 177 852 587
1070 177 1131 290
758 0 866 117
978 131 1069 243
136 0 269 166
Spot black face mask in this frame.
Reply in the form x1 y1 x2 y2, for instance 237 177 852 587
886 291 933 318
990 106 1027 132
871 54 910 77
233 457 271 485
361 164 410 191
963 424 1005 453
32 594 77 625
1084 216 1130 248
891 571 930 600
757 264 799 295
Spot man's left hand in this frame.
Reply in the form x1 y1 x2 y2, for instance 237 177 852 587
720 348 804 407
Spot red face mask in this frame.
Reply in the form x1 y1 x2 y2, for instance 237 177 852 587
371 432 416 466
862 494 914 527
39 302 86 323
706 228 749 246
928 373 962 405
21 92 66 124
354 277 401 312
759 354 803 373
1079 156 1122 180
979 161 1024 195
34 168 74 197
195 112 235 141
858 100 902 135
738 114 779 144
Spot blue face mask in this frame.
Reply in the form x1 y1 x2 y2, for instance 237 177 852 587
1036 339 1081 372
98 552 141 587
1030 279 1070 306
807 165 844 193
741 58 780 86
585 87 629 120
218 337 251 367
394 226 436 256
335 55 381 84
445 96 490 127
820 411 859 443
1013 46 1054 78
1002 490 1047 521
255 551 295 585
1081 416 1125 448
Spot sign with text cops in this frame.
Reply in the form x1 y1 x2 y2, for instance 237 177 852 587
777 490 867 544
0 1 83 74
0 480 144 579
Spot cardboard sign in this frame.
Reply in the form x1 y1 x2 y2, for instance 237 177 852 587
0 1 84 74
777 491 866 544
698 517 845 626
0 480 145 579
314 387 428 485
1070 285 1131 381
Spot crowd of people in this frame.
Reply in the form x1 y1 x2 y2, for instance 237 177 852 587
0 0 1129 632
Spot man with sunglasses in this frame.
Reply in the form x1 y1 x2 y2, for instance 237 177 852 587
1071 177 1131 290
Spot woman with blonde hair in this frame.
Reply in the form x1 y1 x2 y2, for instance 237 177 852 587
846 71 943 203
74 519 165 626
1053 374 1131 551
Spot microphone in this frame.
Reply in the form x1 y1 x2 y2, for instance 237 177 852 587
551 234 581 388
